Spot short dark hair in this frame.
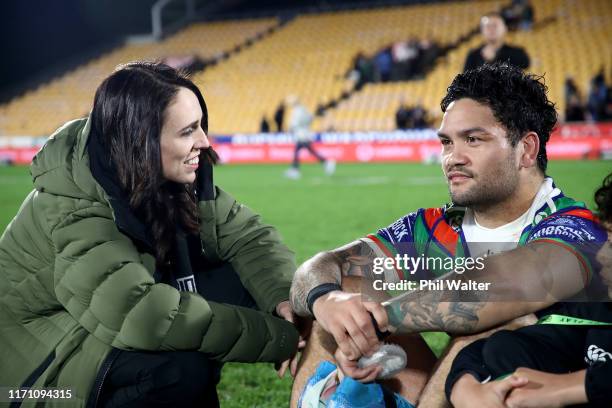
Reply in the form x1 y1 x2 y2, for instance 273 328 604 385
595 173 612 224
441 63 557 172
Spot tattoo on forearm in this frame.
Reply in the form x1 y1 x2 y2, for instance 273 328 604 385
290 240 377 316
388 283 489 334
333 241 378 280
290 252 342 316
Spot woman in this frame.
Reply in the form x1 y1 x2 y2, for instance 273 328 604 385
0 62 300 407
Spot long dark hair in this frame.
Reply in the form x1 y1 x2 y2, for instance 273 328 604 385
89 61 216 268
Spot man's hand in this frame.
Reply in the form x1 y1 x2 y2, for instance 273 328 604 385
505 368 588 408
312 290 388 360
450 373 528 408
334 347 382 383
276 301 307 378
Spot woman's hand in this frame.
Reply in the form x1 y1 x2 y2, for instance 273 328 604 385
450 373 528 408
275 301 307 378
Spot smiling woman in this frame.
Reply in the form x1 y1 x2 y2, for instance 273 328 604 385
0 62 301 408
160 87 210 184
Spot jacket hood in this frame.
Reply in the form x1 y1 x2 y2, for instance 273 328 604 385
31 117 109 204
31 117 156 252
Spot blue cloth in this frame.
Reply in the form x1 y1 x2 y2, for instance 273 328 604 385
300 361 415 408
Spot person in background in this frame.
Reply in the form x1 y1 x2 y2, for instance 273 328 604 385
502 0 535 31
395 98 412 130
374 46 393 82
260 114 271 133
587 69 610 122
274 100 285 132
350 51 375 89
396 99 430 130
284 96 335 180
565 77 586 122
464 12 530 72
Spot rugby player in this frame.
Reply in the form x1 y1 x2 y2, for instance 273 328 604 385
289 63 608 407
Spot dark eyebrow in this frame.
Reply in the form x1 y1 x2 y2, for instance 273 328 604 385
459 127 491 137
179 120 199 133
438 127 491 139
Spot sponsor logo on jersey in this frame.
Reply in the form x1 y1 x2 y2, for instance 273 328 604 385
530 224 596 241
389 218 410 243
585 344 612 365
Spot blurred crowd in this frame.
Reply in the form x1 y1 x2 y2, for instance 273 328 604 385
565 69 612 122
500 0 534 31
257 0 608 134
348 37 441 88
395 100 430 130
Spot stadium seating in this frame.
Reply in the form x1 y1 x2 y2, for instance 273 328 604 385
0 18 277 136
506 0 612 117
319 0 612 131
195 0 504 134
0 0 610 136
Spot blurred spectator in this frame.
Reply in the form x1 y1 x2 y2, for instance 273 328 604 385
391 38 419 81
374 46 393 82
564 77 586 122
395 101 411 129
351 37 441 85
410 105 429 128
260 115 271 133
274 101 285 132
284 96 335 179
395 100 430 130
350 52 375 89
587 68 610 121
416 37 441 78
502 0 534 31
464 12 530 72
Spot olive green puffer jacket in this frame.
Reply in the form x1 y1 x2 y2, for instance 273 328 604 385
0 118 299 407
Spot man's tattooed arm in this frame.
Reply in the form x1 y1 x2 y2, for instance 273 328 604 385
385 286 489 334
290 240 379 316
385 241 587 334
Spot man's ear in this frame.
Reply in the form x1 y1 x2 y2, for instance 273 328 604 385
519 131 540 169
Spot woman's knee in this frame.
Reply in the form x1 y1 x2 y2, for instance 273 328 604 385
144 352 218 402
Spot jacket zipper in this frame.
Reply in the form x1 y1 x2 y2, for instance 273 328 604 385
89 348 121 408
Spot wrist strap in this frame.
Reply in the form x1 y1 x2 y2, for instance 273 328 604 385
306 283 342 316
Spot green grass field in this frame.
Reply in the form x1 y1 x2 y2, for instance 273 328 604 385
1 160 610 407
